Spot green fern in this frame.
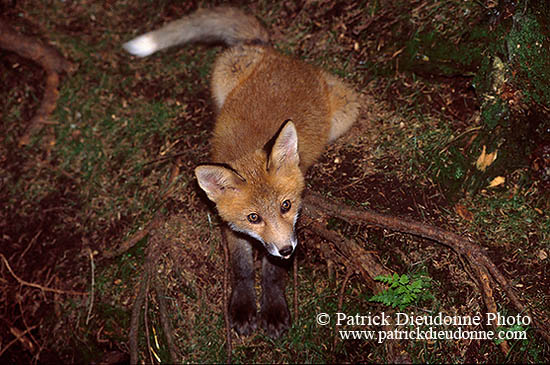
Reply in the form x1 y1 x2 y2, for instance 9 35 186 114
369 273 433 310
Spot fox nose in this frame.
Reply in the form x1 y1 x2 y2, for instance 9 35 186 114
279 245 293 257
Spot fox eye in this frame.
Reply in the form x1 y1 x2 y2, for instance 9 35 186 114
280 199 291 213
247 213 262 224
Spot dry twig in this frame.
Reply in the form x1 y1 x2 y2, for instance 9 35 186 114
1 254 87 296
0 325 38 358
86 248 95 325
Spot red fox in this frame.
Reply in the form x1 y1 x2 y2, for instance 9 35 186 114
124 7 359 338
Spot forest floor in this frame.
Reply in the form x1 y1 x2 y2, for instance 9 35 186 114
1 0 549 363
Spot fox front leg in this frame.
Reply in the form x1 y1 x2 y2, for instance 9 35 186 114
260 254 291 338
227 228 258 336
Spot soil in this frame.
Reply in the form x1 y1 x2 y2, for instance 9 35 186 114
1 0 549 363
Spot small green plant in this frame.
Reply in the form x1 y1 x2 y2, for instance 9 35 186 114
369 273 433 310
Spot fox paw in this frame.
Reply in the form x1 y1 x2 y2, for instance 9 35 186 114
260 298 290 339
229 294 257 336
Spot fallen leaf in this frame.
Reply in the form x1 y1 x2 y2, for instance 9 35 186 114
476 145 498 171
488 176 505 188
538 249 548 261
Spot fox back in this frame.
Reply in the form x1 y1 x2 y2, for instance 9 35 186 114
124 7 359 258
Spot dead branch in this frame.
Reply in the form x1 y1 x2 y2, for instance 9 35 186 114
302 190 550 346
0 254 87 296
0 20 74 146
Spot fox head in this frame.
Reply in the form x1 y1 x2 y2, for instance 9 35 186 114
195 121 304 259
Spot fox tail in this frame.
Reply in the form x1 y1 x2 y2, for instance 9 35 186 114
123 7 269 57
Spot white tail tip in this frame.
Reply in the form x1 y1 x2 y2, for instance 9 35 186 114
123 34 158 57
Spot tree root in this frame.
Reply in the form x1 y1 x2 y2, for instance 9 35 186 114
129 270 149 365
123 187 548 360
302 189 550 352
0 20 74 146
302 217 410 362
221 228 233 364
293 254 299 322
155 283 178 364
129 219 184 364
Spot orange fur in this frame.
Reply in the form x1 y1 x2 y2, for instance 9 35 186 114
124 6 360 338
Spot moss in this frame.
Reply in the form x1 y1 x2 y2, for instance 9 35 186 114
430 1 550 194
481 97 510 131
398 1 490 77
507 4 550 107
401 26 487 77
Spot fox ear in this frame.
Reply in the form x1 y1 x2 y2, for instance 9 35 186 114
195 164 244 202
268 120 299 171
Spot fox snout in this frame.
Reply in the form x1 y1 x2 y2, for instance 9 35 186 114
264 233 297 259
279 245 293 257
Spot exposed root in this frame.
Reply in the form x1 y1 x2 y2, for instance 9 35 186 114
302 217 386 292
293 254 299 321
129 270 149 365
333 270 353 350
471 262 510 354
155 283 178 363
0 20 74 146
144 279 153 364
302 215 409 362
123 185 548 361
221 228 233 364
302 189 550 351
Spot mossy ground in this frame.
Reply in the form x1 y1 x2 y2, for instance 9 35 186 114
1 0 549 363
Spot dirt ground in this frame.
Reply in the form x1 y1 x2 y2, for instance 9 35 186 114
1 0 549 363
